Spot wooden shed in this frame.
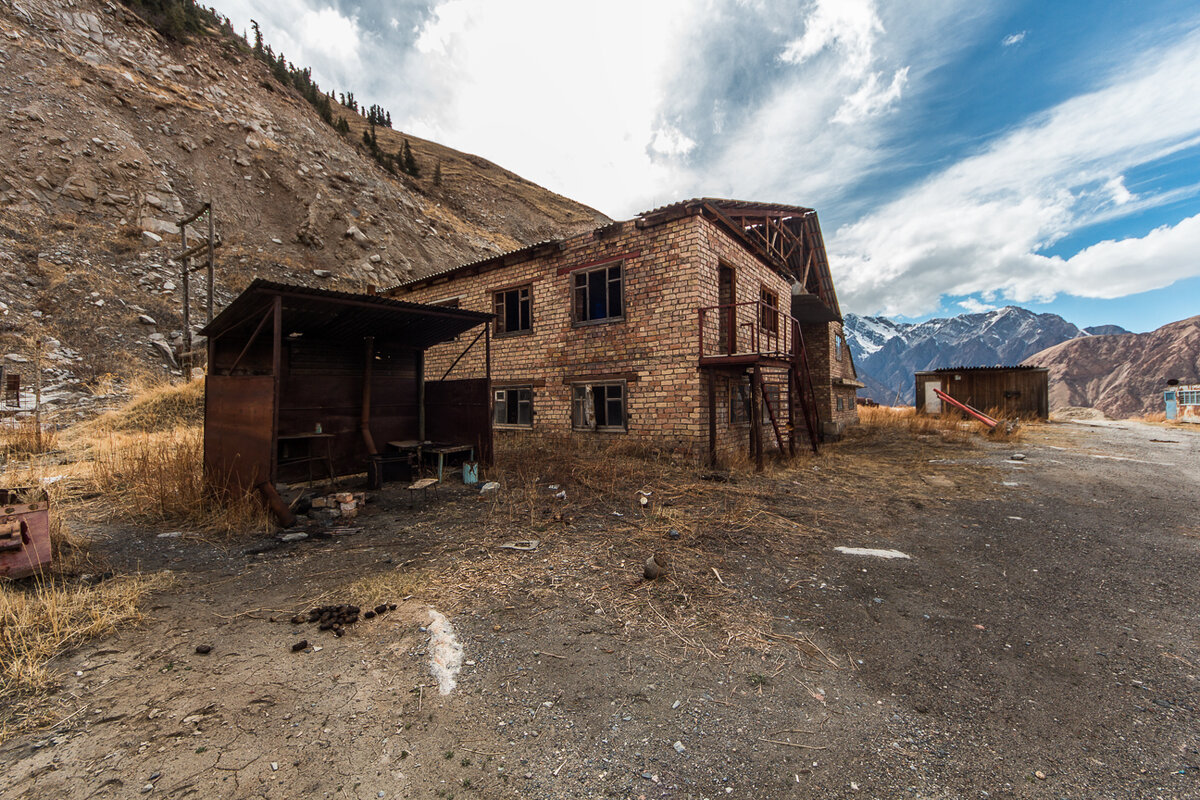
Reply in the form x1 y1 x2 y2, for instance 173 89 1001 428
200 280 493 497
915 366 1049 420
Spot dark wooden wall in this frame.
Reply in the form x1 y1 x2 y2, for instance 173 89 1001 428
426 378 493 464
916 370 1048 419
278 338 421 481
204 374 275 494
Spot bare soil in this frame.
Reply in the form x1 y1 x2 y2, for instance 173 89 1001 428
2 420 1198 799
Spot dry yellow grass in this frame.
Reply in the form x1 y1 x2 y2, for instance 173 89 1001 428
0 572 168 733
59 378 268 535
857 404 1024 443
0 417 59 457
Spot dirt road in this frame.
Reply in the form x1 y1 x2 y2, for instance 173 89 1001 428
1 421 1197 799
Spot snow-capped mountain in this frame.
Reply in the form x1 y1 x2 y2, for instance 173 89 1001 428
843 306 1128 404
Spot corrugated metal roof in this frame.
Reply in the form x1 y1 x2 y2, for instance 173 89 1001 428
916 365 1049 374
387 238 564 291
202 279 492 349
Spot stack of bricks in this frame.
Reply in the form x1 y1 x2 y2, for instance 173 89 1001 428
310 491 366 519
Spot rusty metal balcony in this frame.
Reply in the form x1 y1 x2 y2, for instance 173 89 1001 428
698 300 798 366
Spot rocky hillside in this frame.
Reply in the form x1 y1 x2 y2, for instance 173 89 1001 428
0 0 606 409
1024 315 1200 418
843 307 1128 404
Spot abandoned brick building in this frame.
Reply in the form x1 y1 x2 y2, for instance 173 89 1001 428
387 198 860 466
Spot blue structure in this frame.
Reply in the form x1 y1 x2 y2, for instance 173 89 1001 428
1164 383 1200 423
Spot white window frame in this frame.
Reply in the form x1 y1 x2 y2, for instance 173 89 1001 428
493 386 534 428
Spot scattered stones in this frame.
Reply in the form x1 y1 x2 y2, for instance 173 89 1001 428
138 314 157 325
312 269 332 278
643 553 667 580
194 644 212 655
141 231 162 245
291 640 308 652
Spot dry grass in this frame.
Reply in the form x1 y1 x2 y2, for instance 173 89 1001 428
0 572 168 734
857 404 1024 443
56 378 269 535
0 417 59 457
78 377 204 434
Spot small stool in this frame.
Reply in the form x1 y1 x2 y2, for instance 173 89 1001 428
407 477 439 508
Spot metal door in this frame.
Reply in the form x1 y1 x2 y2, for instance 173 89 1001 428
925 380 943 413
1165 390 1177 420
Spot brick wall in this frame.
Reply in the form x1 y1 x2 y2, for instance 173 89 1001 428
393 212 840 460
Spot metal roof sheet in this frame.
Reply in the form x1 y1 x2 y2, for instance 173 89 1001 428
202 279 492 349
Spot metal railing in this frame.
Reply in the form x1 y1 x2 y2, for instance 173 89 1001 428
697 300 798 361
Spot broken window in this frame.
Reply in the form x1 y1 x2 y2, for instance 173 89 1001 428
572 382 625 430
759 287 779 333
836 395 844 412
494 386 533 427
729 377 750 424
494 285 531 335
835 333 843 361
573 263 623 322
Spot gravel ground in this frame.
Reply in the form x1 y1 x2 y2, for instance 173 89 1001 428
1 420 1196 799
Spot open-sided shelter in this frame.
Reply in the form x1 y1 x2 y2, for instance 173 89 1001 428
201 280 493 496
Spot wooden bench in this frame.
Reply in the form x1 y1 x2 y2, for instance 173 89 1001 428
407 477 439 507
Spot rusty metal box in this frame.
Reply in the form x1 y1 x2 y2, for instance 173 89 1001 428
0 488 51 580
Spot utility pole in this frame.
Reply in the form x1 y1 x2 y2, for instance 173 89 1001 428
178 201 219 376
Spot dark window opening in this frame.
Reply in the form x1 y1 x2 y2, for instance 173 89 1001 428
759 288 779 333
494 285 531 335
834 333 843 361
729 377 750 424
572 382 626 430
836 396 844 412
494 387 533 427
573 264 623 322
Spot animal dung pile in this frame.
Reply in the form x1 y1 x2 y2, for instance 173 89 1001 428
291 601 398 638
310 491 367 519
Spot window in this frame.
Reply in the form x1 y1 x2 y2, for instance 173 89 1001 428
494 386 533 427
759 288 779 333
836 396 845 412
573 263 623 322
729 378 750 423
572 382 626 430
494 285 531 335
834 333 843 361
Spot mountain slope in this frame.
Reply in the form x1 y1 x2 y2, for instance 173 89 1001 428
843 306 1126 403
0 0 606 397
1024 316 1200 418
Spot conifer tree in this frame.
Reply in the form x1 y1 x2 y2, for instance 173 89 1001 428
251 19 263 54
402 139 419 177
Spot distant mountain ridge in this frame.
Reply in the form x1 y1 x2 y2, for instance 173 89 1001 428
843 306 1129 404
1023 315 1200 418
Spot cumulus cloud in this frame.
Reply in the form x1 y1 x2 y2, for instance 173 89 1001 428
1002 30 1026 46
831 26 1200 316
958 297 997 313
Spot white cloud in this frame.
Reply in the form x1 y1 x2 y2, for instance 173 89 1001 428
957 298 996 313
1002 30 1026 47
831 27 1200 316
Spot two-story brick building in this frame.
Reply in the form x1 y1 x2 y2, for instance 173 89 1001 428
387 198 860 467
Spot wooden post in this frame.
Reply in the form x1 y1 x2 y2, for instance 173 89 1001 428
707 372 717 469
751 366 763 473
180 222 190 374
206 202 215 326
417 350 426 441
787 368 797 457
269 294 282 481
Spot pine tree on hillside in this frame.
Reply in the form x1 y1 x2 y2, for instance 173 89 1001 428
402 139 419 177
251 19 263 54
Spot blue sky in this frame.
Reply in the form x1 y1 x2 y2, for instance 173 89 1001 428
217 0 1200 333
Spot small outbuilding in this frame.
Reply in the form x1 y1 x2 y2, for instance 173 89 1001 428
1164 382 1200 423
915 366 1049 420
200 280 493 497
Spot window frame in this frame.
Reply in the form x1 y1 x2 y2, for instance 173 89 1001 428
759 287 779 333
571 380 627 432
729 377 750 424
571 262 625 325
493 385 534 428
493 284 532 337
834 333 844 361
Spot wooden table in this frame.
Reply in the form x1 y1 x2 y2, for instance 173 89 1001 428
423 443 474 482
